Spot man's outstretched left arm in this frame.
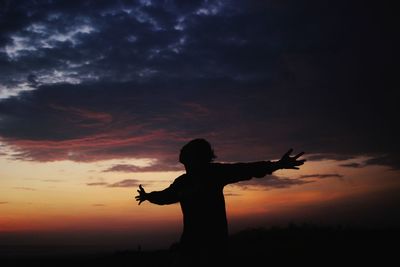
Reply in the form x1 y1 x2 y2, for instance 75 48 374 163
217 149 306 184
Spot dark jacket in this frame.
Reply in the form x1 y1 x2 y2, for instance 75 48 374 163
146 161 276 249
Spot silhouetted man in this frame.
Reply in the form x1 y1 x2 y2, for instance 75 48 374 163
135 138 306 266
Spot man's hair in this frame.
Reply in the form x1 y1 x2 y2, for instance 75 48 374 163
179 138 216 165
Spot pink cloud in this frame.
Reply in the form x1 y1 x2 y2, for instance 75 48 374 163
3 128 180 162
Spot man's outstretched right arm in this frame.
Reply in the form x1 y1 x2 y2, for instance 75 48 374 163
135 184 179 205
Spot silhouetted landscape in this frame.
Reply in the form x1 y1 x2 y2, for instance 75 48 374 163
1 1 398 266
2 224 398 267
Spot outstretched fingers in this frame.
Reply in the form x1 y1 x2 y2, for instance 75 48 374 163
283 148 293 158
278 149 306 170
294 152 305 159
135 184 146 205
135 195 143 205
137 184 146 194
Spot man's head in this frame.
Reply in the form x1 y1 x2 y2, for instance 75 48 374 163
179 138 216 166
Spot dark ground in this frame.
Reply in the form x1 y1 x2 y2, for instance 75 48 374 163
1 224 398 266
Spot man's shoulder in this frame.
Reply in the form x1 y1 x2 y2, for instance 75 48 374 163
172 173 187 185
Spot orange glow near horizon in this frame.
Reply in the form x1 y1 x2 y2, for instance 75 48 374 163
1 154 400 237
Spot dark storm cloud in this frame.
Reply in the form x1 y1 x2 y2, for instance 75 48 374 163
0 0 235 97
0 1 398 170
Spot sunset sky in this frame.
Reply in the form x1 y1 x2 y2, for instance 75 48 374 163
0 0 398 251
